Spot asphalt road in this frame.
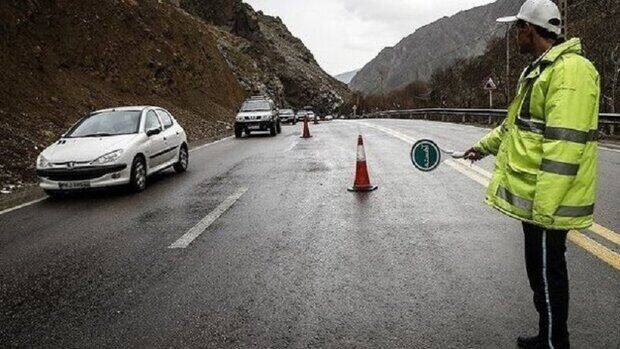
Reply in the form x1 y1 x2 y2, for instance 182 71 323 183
1 119 618 348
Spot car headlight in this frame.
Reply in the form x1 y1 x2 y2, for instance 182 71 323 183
37 155 51 168
91 149 123 165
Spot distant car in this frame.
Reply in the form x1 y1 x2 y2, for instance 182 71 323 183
324 115 333 121
279 109 296 124
36 106 189 196
296 111 308 121
307 111 317 122
235 96 281 137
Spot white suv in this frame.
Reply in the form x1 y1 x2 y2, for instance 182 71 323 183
36 106 188 196
234 96 281 137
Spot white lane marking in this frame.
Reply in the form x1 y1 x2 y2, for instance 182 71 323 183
0 197 48 216
600 146 620 154
168 187 248 249
190 136 233 153
0 136 233 217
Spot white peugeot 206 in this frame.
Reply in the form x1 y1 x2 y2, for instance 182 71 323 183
36 106 189 196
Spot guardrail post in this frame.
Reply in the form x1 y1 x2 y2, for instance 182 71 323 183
611 123 616 137
462 115 466 123
488 115 492 125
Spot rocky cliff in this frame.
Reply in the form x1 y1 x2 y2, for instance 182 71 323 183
349 0 522 95
179 0 351 114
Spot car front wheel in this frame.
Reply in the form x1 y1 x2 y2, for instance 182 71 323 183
129 156 147 192
269 122 277 136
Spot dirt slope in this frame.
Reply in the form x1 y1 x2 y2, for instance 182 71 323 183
0 0 245 185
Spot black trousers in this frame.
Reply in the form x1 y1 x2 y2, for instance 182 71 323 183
523 222 570 348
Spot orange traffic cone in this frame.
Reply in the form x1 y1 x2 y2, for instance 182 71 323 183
301 116 312 138
348 135 378 192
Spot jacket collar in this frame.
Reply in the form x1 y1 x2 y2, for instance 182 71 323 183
522 38 582 80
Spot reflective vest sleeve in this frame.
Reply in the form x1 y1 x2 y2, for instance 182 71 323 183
475 121 506 156
532 56 600 224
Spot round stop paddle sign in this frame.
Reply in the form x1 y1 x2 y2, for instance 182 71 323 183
410 139 441 172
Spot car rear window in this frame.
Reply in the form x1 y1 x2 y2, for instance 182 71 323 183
157 110 174 128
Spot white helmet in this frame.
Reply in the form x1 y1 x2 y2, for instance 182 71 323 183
497 0 562 35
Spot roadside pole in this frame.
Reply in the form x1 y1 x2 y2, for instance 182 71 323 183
484 77 497 124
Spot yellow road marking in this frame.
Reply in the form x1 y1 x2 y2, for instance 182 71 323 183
445 160 491 187
455 159 494 179
360 121 620 270
568 230 620 270
588 223 620 246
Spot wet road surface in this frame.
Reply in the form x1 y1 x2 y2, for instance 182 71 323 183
1 119 618 348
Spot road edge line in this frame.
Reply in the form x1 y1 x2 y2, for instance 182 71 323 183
0 197 48 216
190 136 233 153
589 223 620 246
0 135 234 217
568 230 620 270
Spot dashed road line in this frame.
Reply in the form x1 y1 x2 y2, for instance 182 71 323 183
359 121 619 270
168 187 248 249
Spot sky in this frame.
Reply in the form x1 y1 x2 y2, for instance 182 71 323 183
245 0 497 76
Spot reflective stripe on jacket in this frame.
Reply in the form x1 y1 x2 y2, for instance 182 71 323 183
474 38 600 230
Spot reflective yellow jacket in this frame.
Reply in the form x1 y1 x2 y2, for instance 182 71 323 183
474 38 600 230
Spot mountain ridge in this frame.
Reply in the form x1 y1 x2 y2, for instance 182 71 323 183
334 69 360 84
350 0 522 95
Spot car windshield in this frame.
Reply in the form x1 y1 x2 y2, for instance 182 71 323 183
67 111 141 138
240 100 271 112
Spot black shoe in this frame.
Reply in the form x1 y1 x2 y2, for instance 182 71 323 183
517 335 542 348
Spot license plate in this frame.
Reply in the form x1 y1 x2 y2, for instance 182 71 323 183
59 181 91 189
248 125 261 130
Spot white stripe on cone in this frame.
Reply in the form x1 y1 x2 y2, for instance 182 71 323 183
357 144 366 162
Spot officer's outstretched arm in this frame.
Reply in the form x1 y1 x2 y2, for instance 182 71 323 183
532 58 599 225
473 121 506 156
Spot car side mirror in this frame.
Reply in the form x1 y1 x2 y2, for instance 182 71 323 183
146 128 161 137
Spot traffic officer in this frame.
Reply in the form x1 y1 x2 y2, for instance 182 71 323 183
463 0 600 348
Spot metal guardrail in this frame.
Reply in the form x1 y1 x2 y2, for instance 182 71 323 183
361 108 619 121
358 108 619 136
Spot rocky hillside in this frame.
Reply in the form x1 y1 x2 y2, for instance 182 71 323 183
349 0 522 95
179 0 351 114
334 69 360 84
0 0 351 186
0 0 246 185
